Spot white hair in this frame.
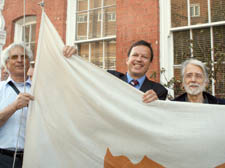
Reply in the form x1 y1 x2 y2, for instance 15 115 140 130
1 42 33 71
181 58 209 84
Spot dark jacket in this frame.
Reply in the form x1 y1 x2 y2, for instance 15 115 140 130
218 98 225 105
173 91 222 104
107 70 168 100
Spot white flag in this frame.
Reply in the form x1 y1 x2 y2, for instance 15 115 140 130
23 12 225 168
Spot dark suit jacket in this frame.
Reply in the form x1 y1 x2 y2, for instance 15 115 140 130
173 91 224 105
107 70 168 100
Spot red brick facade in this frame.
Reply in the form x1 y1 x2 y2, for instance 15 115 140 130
2 0 161 81
3 0 67 51
116 0 160 81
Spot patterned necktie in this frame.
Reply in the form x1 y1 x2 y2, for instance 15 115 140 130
130 80 139 87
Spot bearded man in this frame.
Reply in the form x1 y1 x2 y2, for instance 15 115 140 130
173 59 221 104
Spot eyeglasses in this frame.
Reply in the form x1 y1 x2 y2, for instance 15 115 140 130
184 73 204 79
9 54 29 60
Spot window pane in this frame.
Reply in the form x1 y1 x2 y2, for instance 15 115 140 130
190 6 194 17
213 25 225 98
173 30 191 65
192 28 211 62
30 42 36 57
77 0 88 11
90 0 102 9
89 9 101 39
195 6 200 16
78 43 89 61
75 1 116 70
78 41 116 70
215 64 225 98
190 0 208 25
211 0 225 22
104 7 116 36
91 42 103 68
31 24 36 42
22 25 30 43
171 0 188 27
104 0 116 6
76 12 88 40
104 40 116 69
213 25 225 62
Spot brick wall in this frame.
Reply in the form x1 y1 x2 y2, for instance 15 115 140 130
2 0 67 55
2 0 161 81
116 0 160 81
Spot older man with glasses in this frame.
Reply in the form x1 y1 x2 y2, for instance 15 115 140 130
173 58 223 104
0 42 34 168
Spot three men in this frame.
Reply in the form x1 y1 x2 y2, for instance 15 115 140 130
0 42 34 168
173 59 221 104
108 40 168 103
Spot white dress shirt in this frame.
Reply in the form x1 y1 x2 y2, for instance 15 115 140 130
0 77 31 150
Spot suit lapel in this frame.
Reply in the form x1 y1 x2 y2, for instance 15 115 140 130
121 74 128 83
140 78 152 92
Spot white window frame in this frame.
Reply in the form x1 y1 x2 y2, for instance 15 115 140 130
66 0 116 69
98 12 116 22
160 0 225 96
77 14 87 23
107 12 116 22
160 0 174 95
98 13 102 22
190 4 200 17
14 16 36 48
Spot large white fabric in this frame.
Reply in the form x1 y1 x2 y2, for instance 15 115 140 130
23 12 225 168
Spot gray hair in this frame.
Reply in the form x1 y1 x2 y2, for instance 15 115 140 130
1 42 33 71
181 58 209 83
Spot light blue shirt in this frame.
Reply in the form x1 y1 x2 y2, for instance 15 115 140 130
126 73 146 90
0 77 31 150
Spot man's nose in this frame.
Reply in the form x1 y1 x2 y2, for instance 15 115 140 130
17 56 23 62
136 55 142 61
190 75 197 81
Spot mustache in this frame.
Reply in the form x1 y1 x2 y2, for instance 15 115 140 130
188 83 200 87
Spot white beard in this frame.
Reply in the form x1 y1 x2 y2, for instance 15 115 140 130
184 82 206 95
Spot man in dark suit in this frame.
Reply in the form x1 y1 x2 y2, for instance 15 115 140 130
65 40 168 103
108 40 168 103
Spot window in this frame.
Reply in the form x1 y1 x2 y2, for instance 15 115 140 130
98 12 116 22
190 4 200 17
107 12 116 21
14 16 36 56
98 13 102 22
160 0 225 98
67 0 116 70
77 14 87 23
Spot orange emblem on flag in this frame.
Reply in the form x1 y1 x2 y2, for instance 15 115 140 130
104 148 165 168
216 163 225 168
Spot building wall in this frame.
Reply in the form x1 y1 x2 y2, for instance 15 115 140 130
116 0 160 81
2 0 67 55
2 0 161 82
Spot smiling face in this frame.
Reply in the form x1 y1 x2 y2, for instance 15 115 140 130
6 46 30 80
183 63 207 96
126 45 151 79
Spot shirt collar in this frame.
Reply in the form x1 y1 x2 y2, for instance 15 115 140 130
126 73 146 87
6 76 32 86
